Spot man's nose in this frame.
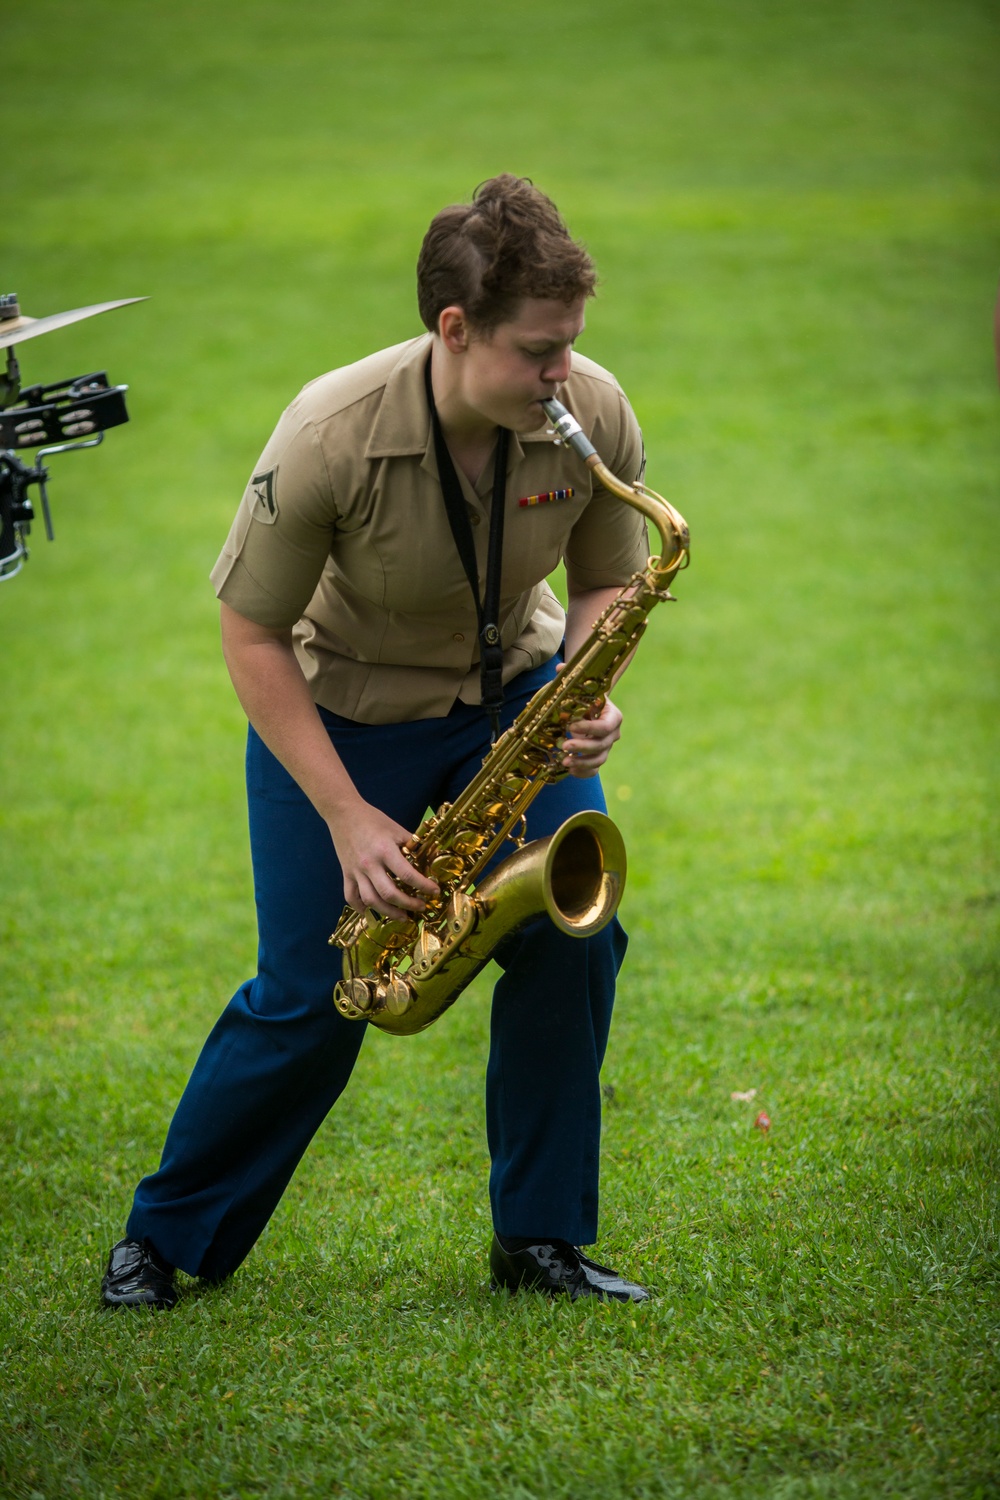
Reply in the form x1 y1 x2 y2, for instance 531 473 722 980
541 346 573 386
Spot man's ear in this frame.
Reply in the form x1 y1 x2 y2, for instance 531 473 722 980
438 305 471 354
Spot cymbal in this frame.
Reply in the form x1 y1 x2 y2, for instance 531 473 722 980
0 296 148 350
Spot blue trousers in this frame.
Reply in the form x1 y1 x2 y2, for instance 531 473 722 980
127 658 627 1280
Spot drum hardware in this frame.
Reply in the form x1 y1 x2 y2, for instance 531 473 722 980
0 293 146 581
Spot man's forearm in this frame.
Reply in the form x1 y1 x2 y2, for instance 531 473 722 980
565 584 635 686
564 586 619 658
219 603 361 826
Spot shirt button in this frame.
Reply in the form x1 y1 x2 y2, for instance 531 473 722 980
469 512 481 525
453 632 465 642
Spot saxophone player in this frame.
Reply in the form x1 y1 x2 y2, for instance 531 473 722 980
103 175 653 1308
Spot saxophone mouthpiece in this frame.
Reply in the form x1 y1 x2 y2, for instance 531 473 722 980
541 397 598 464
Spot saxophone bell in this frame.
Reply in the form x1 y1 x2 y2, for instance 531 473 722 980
351 809 627 1037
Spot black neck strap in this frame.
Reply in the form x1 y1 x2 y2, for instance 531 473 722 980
424 354 510 741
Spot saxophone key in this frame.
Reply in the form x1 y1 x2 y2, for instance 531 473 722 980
363 911 419 950
333 978 376 1017
452 826 487 856
446 891 477 935
329 904 365 948
415 927 443 962
430 854 465 884
378 976 415 1016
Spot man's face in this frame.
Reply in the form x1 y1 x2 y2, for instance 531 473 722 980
458 296 587 433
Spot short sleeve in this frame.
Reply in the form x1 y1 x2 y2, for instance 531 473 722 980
210 401 338 629
563 386 649 591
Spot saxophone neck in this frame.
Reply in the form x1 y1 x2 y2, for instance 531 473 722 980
589 454 689 585
541 395 690 585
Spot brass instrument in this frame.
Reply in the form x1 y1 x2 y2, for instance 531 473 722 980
330 396 690 1035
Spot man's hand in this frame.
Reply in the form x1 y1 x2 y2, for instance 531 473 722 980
560 694 623 778
328 800 439 921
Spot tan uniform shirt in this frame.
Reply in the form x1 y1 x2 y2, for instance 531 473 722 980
211 333 647 723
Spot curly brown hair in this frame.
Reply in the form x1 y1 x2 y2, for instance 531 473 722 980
416 174 597 336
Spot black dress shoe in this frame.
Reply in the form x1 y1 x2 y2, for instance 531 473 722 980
490 1234 651 1302
101 1237 178 1309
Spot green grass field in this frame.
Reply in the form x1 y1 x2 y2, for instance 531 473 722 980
2 1 998 1495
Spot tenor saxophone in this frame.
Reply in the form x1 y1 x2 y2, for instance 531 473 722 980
330 397 690 1035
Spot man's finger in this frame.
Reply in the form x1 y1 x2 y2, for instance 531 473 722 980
565 723 616 742
565 761 601 780
373 869 430 912
381 850 439 899
380 846 443 901
358 874 420 921
567 714 619 735
563 736 613 757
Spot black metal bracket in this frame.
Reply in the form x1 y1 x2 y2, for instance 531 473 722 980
0 371 129 451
